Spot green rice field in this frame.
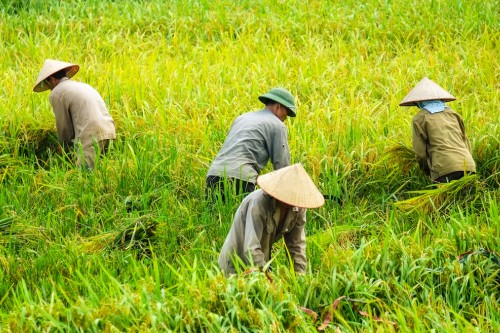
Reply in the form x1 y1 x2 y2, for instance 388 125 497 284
0 0 499 331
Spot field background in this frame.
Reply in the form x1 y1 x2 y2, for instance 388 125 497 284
0 0 499 331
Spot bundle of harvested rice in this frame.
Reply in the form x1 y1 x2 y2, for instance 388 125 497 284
395 174 483 212
383 144 417 175
80 219 158 256
0 217 49 249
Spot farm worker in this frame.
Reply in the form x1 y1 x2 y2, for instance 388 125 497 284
400 77 476 183
33 59 116 169
218 163 325 275
206 87 296 202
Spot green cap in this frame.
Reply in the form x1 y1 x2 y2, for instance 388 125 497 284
258 87 297 117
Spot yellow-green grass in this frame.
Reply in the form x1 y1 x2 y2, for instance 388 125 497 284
0 0 499 331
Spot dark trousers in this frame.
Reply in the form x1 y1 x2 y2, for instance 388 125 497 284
434 171 470 183
206 176 256 203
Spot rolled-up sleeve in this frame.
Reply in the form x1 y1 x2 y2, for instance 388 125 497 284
284 211 307 273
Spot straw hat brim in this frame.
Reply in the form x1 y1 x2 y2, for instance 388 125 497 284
256 163 325 208
399 77 456 106
33 59 80 92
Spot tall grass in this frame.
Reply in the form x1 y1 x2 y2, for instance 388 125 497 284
0 0 499 331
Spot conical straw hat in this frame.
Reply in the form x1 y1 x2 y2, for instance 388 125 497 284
399 77 456 106
33 59 80 92
256 163 325 208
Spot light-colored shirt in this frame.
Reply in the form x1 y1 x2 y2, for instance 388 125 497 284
218 189 307 274
207 109 291 184
412 107 476 180
49 78 116 148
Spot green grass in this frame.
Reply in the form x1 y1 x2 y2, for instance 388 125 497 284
0 0 499 331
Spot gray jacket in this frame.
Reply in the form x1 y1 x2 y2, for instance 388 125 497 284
207 109 290 184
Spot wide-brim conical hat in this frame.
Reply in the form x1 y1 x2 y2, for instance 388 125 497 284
399 77 456 106
256 163 325 208
33 59 80 92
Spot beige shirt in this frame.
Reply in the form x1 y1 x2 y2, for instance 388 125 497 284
49 78 116 148
412 107 475 180
218 189 307 274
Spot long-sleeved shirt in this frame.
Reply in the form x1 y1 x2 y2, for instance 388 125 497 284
218 189 307 274
207 109 290 184
49 78 116 148
412 107 476 180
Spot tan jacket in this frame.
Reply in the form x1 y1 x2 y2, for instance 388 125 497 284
218 189 307 274
49 78 116 148
412 107 475 180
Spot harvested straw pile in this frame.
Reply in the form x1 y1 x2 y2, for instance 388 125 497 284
0 216 49 249
79 219 158 256
395 174 483 213
0 154 19 168
18 126 58 153
1 217 158 257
